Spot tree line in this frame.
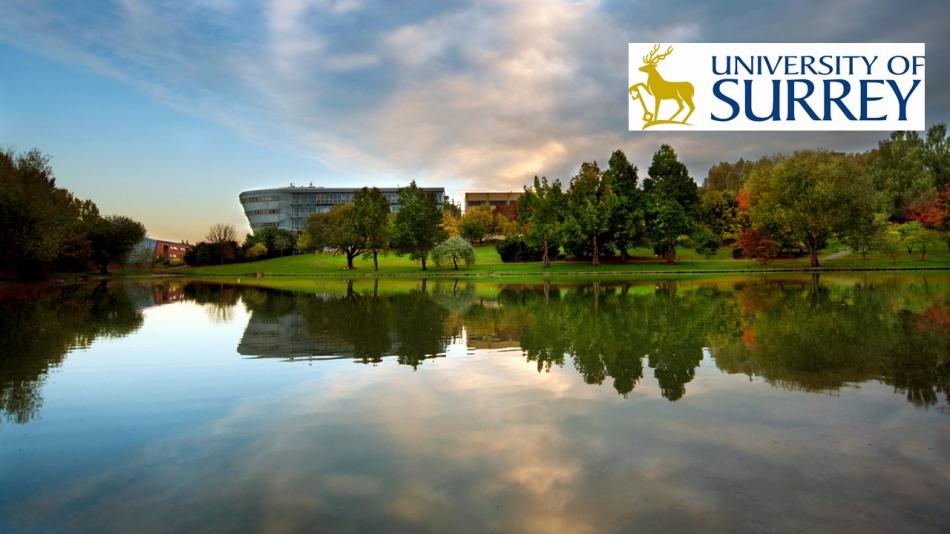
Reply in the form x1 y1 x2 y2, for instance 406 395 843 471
0 149 146 279
514 124 950 267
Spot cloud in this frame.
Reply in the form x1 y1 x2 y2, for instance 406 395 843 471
1 0 948 196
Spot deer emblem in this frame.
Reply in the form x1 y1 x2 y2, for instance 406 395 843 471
629 44 695 129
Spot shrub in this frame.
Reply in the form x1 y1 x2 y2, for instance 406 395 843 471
246 242 268 260
738 230 779 264
431 236 476 270
496 235 545 262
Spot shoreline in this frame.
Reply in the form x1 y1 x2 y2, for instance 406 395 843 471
157 264 950 279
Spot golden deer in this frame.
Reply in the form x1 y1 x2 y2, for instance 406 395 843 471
633 44 695 126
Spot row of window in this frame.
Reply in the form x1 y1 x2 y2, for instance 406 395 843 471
242 195 279 204
246 208 281 216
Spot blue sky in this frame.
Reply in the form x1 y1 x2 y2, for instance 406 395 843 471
2 0 949 241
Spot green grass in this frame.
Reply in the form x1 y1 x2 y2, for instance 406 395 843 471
162 244 950 278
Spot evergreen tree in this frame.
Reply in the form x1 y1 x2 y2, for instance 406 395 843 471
391 181 446 270
643 145 698 263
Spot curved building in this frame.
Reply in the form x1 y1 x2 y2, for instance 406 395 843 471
240 184 445 233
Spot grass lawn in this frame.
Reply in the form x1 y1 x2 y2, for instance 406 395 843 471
163 244 950 277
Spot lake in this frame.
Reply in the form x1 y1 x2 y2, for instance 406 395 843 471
1 274 948 532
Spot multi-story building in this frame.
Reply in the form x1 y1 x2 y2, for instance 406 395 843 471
240 185 446 233
464 191 522 219
130 237 191 264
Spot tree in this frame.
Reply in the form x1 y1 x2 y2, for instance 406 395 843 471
206 223 237 264
520 176 565 267
737 229 779 264
924 123 950 190
273 232 292 257
460 205 497 244
86 216 147 274
564 162 615 266
391 181 446 270
699 190 740 243
246 242 267 259
460 218 488 243
643 145 699 263
431 236 476 270
244 227 296 258
0 149 83 278
605 150 644 263
703 158 755 194
898 221 937 260
746 150 876 267
843 212 888 260
352 187 392 271
870 131 935 220
305 203 366 269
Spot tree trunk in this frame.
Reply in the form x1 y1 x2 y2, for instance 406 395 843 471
808 240 820 267
591 233 599 266
620 245 628 264
99 263 109 275
665 231 675 264
421 256 427 270
453 257 458 270
373 250 379 271
542 234 550 268
346 252 355 270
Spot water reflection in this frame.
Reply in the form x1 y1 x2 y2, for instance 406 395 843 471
230 276 949 407
1 275 948 427
0 282 146 423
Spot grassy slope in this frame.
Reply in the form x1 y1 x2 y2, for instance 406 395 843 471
165 245 950 277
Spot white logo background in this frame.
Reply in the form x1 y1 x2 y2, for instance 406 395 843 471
628 43 925 131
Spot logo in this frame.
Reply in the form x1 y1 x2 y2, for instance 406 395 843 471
628 43 925 131
628 44 695 129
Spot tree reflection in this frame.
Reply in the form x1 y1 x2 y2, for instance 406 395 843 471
712 276 950 407
0 282 145 423
6 275 945 425
232 277 948 406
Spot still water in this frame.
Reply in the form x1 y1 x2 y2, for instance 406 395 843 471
1 275 948 532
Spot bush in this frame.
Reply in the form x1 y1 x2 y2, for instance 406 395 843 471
168 258 185 267
496 235 545 262
246 242 268 260
431 236 476 270
738 230 779 264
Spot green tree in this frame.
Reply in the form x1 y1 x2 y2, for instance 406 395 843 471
305 203 366 269
460 205 497 244
243 227 296 258
246 242 267 259
747 150 876 267
86 216 147 274
924 123 950 190
699 190 740 243
703 158 754 194
564 161 615 266
352 187 392 271
870 131 935 219
0 149 83 278
898 221 938 260
431 236 476 270
605 150 644 263
643 145 699 263
391 181 446 270
273 232 292 257
520 176 565 268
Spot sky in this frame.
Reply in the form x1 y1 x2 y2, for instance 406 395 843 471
1 0 949 242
